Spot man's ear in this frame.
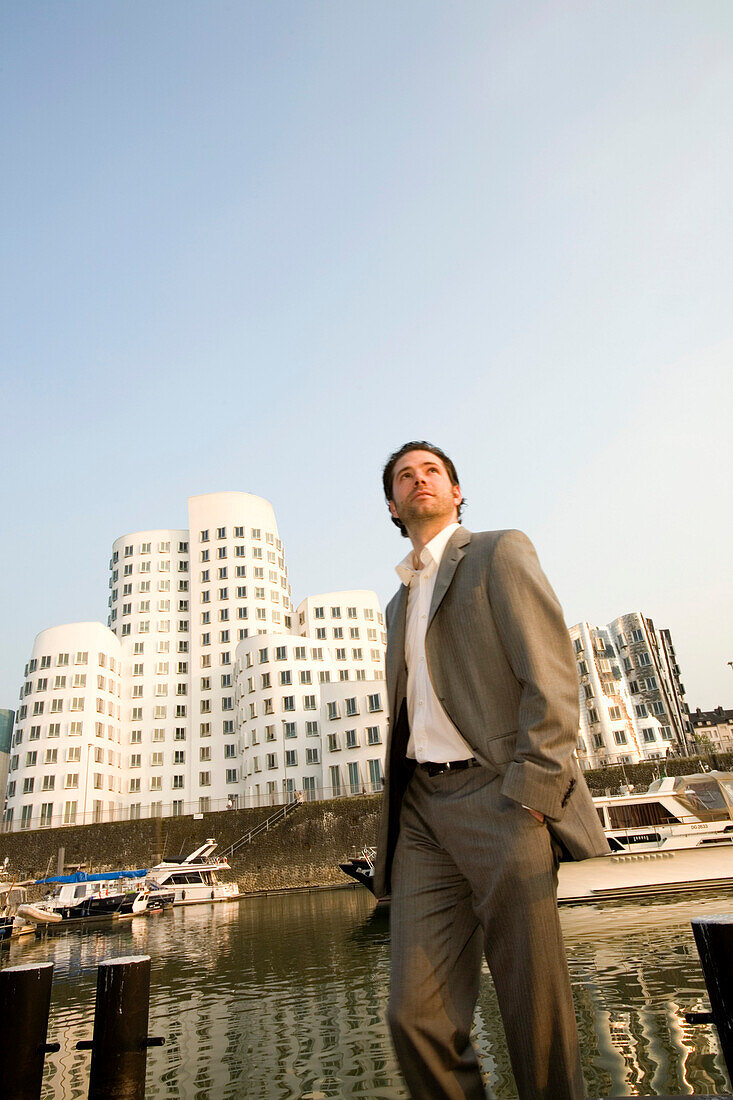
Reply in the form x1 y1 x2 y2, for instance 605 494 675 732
388 499 398 519
452 484 463 509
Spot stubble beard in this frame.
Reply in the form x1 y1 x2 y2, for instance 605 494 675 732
398 491 456 534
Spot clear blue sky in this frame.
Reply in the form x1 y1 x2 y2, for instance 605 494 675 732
2 1 731 710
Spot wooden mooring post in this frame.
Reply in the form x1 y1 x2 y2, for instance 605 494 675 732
0 961 60 1099
689 915 733 1085
77 954 164 1100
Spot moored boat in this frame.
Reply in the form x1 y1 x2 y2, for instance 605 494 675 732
340 771 733 905
148 839 240 904
31 868 163 924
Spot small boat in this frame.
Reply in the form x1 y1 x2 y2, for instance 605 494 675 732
32 869 155 924
1 876 39 942
341 771 733 905
148 839 240 905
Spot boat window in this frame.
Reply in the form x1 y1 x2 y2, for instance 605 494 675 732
596 807 606 828
607 801 679 829
717 780 733 810
74 884 88 898
675 778 730 819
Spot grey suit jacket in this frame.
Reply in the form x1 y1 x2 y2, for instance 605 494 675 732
374 526 609 898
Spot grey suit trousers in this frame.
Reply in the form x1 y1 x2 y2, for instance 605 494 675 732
387 764 585 1100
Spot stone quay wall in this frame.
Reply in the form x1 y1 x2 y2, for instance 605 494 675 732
3 755 729 895
1 795 382 895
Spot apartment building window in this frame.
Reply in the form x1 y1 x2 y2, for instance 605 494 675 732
63 802 77 824
642 728 656 743
631 628 644 643
306 748 319 765
608 706 621 720
638 652 652 667
199 771 211 786
282 696 295 712
367 726 382 745
23 777 34 794
294 646 306 660
345 729 358 749
613 730 627 746
40 803 53 828
635 704 648 718
130 754 141 768
42 776 55 791
283 721 296 739
367 693 382 712
285 750 297 767
348 762 360 794
278 671 291 687
172 775 184 789
303 695 316 711
266 753 278 770
368 759 383 791
65 774 79 789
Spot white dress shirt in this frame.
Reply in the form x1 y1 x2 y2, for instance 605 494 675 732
396 522 475 763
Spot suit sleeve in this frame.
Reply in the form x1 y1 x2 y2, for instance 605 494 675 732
489 530 579 820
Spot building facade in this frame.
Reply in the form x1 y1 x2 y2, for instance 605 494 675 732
571 612 693 769
690 707 733 754
3 495 388 830
0 708 15 818
4 623 124 831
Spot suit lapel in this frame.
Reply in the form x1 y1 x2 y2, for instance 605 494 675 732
386 584 408 721
428 526 471 627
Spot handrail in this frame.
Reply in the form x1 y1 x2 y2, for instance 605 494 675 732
220 799 302 860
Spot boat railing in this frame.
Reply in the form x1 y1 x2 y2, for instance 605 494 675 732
220 799 303 860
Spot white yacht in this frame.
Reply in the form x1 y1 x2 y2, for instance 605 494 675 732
560 770 733 902
341 772 733 904
148 839 241 905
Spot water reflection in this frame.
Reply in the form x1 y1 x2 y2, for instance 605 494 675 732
2 888 731 1098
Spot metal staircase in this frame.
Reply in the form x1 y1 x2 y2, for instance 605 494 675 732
220 798 303 860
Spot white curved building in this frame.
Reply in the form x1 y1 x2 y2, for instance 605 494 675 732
5 623 123 830
105 493 294 815
296 591 386 683
234 632 335 805
3 497 391 831
234 626 388 806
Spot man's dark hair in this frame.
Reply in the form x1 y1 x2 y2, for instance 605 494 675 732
382 440 465 537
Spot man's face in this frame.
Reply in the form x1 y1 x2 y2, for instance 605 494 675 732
388 450 462 533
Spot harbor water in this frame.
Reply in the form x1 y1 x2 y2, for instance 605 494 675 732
2 887 732 1099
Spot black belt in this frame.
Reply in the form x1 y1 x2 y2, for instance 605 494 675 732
417 757 479 778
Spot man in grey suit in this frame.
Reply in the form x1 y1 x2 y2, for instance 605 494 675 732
375 441 609 1100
